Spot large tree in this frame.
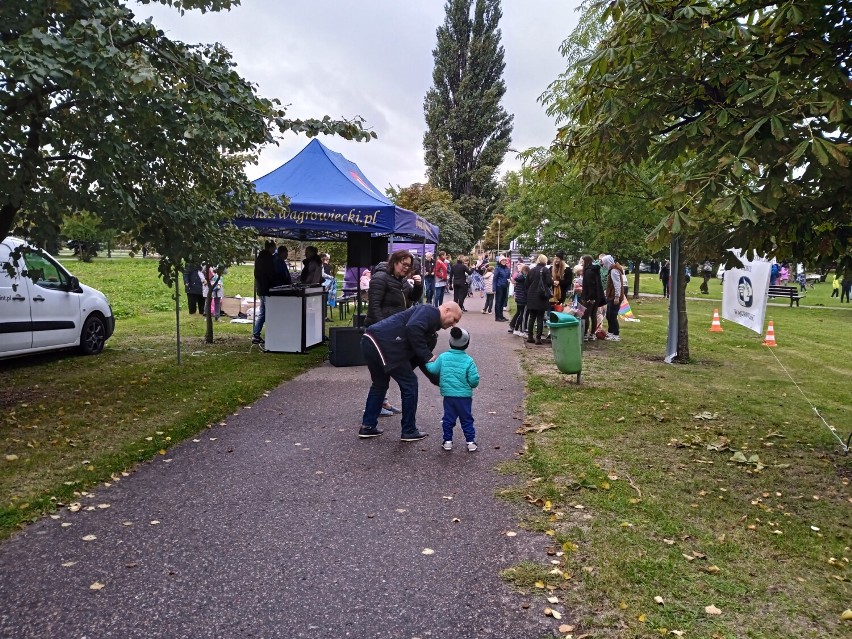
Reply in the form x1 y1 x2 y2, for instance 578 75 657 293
423 0 513 242
386 183 473 256
1 0 373 247
542 0 851 275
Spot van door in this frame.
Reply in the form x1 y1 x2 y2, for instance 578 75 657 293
21 248 81 349
0 242 34 353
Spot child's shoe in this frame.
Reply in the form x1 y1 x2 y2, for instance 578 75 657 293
466 441 478 452
441 440 453 451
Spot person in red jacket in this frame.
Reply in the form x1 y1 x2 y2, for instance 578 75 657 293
433 251 449 306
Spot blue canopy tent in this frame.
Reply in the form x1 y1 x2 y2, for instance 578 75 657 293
233 139 439 244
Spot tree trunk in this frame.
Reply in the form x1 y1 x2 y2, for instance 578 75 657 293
675 243 690 362
203 264 215 344
632 256 641 299
174 264 182 366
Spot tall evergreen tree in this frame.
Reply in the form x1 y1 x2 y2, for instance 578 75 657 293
423 0 513 242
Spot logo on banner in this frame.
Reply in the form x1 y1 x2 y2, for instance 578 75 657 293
737 276 754 307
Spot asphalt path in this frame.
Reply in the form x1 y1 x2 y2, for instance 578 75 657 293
0 299 558 639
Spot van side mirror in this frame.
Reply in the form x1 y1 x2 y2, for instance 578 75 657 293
68 276 81 291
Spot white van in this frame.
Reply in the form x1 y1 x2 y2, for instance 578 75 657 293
0 237 114 359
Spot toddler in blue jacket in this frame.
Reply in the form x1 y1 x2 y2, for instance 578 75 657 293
424 327 481 452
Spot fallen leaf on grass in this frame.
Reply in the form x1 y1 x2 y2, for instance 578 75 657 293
705 604 722 615
97 504 110 509
421 548 434 555
505 531 517 537
703 565 721 573
558 624 574 633
547 596 559 604
638 614 647 622
89 582 105 591
61 522 72 528
534 581 546 589
693 411 718 420
5 454 18 461
516 423 557 434
840 609 852 620
654 596 664 605
81 535 96 542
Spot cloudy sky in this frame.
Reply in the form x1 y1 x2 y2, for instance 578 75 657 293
135 0 582 192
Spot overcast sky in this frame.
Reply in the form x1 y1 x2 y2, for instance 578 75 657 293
135 0 582 192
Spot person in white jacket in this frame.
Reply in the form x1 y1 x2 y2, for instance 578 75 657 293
481 266 495 314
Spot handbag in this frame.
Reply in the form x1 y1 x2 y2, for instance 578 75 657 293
538 268 553 299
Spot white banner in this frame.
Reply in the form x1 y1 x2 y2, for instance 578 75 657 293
721 251 771 334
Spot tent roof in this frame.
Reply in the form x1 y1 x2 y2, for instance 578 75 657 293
234 139 438 243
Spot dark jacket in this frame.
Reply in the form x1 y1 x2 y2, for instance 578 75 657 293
450 262 471 288
659 263 670 282
493 263 511 289
254 250 276 296
364 304 441 372
423 258 435 279
513 272 528 305
582 264 605 308
183 265 204 296
365 262 423 327
299 254 323 285
274 254 292 287
524 264 553 312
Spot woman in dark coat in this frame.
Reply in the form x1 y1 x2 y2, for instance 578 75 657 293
365 250 423 327
450 257 471 312
524 254 553 345
581 254 605 340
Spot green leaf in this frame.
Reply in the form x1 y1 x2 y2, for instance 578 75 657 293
812 138 830 166
743 117 769 143
769 117 784 140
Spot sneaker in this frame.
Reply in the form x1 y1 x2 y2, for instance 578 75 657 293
401 430 429 442
441 440 453 451
251 336 264 345
466 441 478 452
514 330 525 337
382 403 402 414
606 334 621 341
379 408 394 417
358 426 384 438
507 327 514 333
481 310 488 314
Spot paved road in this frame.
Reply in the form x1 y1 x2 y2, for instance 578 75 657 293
0 300 557 638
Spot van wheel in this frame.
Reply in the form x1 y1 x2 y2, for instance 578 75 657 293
80 315 106 355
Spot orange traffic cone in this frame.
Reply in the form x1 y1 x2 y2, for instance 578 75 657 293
763 320 777 347
709 309 723 332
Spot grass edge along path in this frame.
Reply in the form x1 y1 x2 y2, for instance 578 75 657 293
500 298 851 639
0 328 324 541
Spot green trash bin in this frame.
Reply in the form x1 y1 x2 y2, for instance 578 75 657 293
546 311 582 383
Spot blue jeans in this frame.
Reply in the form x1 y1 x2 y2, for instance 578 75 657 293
424 276 435 305
433 285 446 306
361 337 419 434
252 295 267 339
494 285 508 319
441 396 475 443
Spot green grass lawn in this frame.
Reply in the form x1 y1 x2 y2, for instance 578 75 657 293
504 296 851 638
631 272 847 308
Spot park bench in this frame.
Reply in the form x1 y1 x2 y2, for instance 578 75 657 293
768 285 804 307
